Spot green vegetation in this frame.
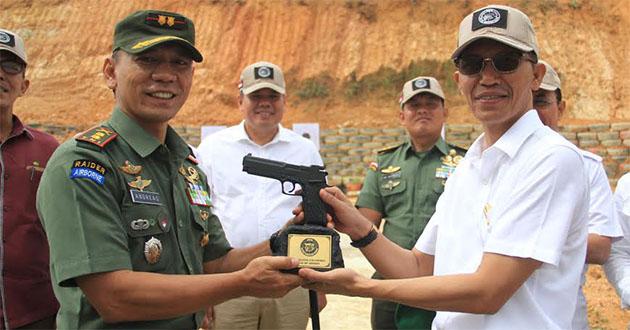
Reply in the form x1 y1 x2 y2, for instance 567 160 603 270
295 73 333 100
342 59 458 100
289 59 459 105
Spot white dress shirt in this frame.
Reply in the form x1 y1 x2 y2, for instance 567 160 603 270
572 150 623 330
604 173 630 308
196 121 323 248
415 110 589 330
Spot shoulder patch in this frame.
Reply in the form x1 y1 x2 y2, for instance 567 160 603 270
76 126 117 148
377 143 402 154
70 159 107 185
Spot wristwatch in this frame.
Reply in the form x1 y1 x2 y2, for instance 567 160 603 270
350 227 378 248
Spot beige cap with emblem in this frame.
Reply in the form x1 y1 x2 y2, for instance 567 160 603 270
538 60 561 91
451 4 539 60
239 61 286 95
0 28 27 64
399 76 445 108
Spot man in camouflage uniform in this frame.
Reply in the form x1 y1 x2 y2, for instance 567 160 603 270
36 10 301 329
356 76 465 330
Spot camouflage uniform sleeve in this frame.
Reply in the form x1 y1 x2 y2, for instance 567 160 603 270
36 142 131 287
355 158 384 213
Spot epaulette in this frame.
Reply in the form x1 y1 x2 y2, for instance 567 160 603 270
75 126 117 149
377 143 402 154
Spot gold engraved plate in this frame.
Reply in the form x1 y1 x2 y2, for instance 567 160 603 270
287 234 332 269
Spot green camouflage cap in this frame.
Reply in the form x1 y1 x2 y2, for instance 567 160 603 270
113 10 203 62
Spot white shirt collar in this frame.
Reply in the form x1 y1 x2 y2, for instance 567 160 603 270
233 120 290 146
467 110 544 160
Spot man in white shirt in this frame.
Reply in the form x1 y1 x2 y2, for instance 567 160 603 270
298 5 589 329
605 173 630 312
533 60 623 330
197 61 324 330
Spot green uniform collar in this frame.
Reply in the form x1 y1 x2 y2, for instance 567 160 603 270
403 137 449 158
109 107 190 160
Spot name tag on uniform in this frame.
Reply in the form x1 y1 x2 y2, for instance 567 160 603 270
130 189 162 205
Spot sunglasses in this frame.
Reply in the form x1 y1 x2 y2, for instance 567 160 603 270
0 60 26 75
455 51 534 75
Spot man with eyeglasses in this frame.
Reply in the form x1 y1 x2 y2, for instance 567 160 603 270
297 5 589 329
36 11 302 329
0 28 60 329
533 60 622 330
196 61 325 330
355 76 465 330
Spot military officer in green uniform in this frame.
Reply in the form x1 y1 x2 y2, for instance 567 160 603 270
36 10 301 329
356 76 466 330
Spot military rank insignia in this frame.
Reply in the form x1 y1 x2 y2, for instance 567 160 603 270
76 126 117 148
70 159 107 185
145 13 186 30
436 149 463 181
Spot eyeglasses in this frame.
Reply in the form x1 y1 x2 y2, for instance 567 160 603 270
0 60 26 75
455 51 534 76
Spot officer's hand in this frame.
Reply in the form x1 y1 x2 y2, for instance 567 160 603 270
299 267 368 297
240 256 302 298
318 186 372 240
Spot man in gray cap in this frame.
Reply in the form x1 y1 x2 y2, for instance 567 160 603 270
196 61 325 330
1 28 60 329
356 76 465 330
533 60 622 330
37 11 302 329
298 5 589 329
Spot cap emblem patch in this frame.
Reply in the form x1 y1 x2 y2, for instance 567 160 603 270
412 79 429 90
255 66 273 79
478 8 501 25
145 13 186 30
472 8 508 31
0 32 15 46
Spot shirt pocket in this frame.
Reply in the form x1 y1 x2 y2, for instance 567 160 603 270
122 205 172 272
424 178 445 206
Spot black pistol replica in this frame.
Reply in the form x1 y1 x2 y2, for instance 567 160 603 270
242 153 344 272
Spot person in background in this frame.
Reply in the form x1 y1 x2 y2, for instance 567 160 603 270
0 28 59 329
532 60 622 330
196 61 325 330
604 172 630 321
356 76 465 330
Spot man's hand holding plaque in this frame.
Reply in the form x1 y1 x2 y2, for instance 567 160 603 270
242 154 344 273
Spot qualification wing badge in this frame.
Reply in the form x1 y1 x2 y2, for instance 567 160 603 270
120 160 142 175
128 176 152 191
